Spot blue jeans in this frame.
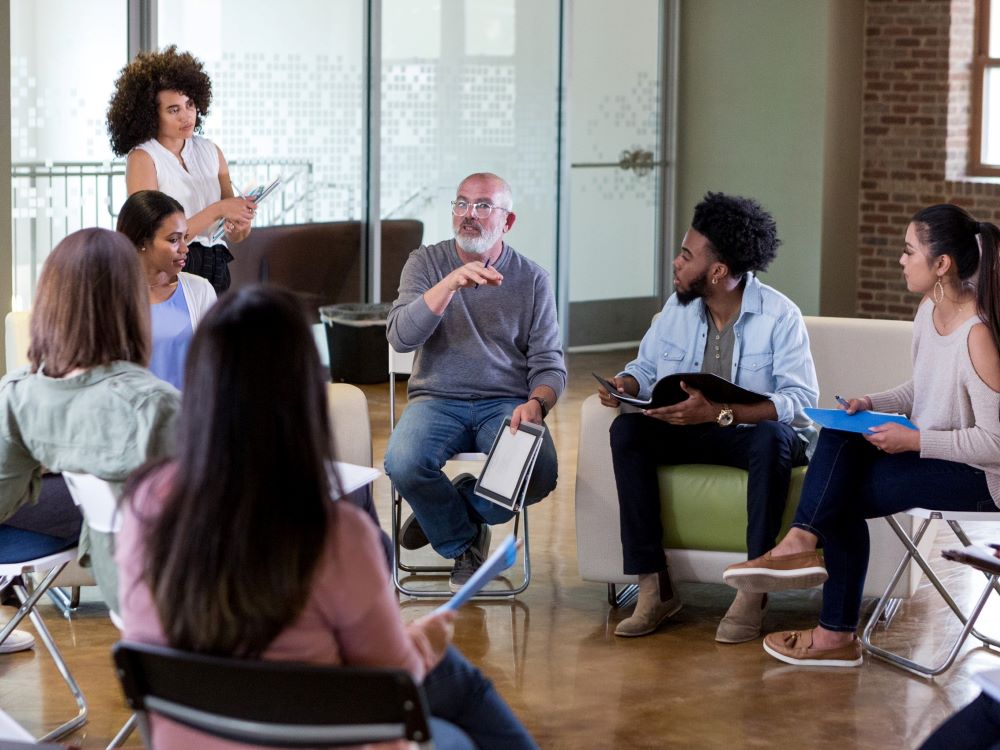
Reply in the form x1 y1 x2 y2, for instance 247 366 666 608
384 398 558 558
0 525 76 563
791 429 996 632
920 692 1000 750
423 646 537 750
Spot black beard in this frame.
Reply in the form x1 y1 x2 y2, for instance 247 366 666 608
675 271 709 305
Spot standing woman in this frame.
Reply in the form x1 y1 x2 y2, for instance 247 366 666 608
722 204 1000 667
117 190 216 389
107 45 255 293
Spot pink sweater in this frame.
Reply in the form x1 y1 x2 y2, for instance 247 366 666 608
116 466 437 750
868 299 1000 505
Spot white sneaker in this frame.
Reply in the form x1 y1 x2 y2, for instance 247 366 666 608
0 629 35 654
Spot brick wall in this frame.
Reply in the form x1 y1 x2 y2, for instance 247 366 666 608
857 0 1000 318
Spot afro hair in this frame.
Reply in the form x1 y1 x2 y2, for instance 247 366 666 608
690 192 780 277
106 46 213 157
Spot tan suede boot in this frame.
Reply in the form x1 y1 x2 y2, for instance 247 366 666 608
614 570 682 637
715 592 768 643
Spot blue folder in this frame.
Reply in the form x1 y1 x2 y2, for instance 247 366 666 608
804 407 917 433
434 534 520 612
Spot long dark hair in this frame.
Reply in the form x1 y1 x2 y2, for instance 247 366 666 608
116 190 185 249
136 285 341 657
912 204 1000 351
29 228 149 376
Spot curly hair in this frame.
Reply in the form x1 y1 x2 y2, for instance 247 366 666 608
690 191 780 277
106 46 213 156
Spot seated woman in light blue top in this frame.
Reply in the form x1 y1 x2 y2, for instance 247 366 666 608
117 191 216 389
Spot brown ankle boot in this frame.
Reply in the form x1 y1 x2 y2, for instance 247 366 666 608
715 592 768 643
614 570 682 638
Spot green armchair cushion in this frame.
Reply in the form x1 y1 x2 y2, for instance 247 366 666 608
657 464 807 552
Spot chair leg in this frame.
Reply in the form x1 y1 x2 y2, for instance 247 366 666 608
7 569 88 741
862 515 1000 677
608 583 639 609
106 713 137 749
392 490 531 599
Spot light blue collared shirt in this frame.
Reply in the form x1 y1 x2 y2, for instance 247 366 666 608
621 273 819 441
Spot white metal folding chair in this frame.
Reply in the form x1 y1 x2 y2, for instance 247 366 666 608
388 345 531 599
862 508 1000 677
0 547 88 741
61 471 136 749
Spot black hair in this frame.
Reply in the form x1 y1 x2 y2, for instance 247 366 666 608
116 190 185 249
106 46 213 156
133 285 340 657
912 204 1000 351
690 191 781 277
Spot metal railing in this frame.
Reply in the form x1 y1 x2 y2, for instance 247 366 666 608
10 158 313 308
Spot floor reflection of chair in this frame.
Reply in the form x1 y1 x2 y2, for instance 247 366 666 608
0 549 88 741
389 346 531 599
401 598 530 689
862 508 1000 677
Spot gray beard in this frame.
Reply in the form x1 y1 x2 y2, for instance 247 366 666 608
455 225 503 254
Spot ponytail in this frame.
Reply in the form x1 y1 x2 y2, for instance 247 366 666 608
975 221 1000 353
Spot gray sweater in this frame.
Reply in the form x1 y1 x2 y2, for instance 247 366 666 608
387 239 566 403
868 299 1000 505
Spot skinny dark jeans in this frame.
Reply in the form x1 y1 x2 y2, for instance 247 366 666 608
790 429 996 632
610 414 806 575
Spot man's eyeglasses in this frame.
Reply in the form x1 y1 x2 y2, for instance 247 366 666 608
451 200 510 219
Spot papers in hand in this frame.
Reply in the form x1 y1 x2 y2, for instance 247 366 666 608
474 418 544 512
592 372 768 409
209 175 283 244
328 461 381 496
804 407 917 433
434 534 521 612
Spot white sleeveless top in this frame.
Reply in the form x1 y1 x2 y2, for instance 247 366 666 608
133 136 224 247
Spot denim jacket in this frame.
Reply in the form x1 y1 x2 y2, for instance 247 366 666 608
621 274 819 438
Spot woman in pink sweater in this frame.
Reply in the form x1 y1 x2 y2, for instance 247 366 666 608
116 285 536 749
721 203 1000 667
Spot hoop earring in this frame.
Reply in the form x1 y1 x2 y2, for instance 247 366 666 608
711 277 718 285
933 279 944 305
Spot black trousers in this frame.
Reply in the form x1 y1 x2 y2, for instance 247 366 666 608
610 413 807 575
186 242 234 294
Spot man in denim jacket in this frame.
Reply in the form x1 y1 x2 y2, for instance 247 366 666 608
597 192 818 642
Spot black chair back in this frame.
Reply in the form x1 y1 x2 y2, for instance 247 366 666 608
112 641 432 748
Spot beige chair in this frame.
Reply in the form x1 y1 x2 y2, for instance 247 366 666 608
575 315 934 610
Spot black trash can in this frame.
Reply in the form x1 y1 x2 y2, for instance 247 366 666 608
320 303 392 384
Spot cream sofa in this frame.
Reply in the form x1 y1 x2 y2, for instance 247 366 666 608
575 315 934 602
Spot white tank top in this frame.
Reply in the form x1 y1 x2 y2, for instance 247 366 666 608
133 136 224 247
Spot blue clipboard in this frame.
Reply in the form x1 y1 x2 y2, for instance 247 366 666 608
804 407 917 433
434 534 520 612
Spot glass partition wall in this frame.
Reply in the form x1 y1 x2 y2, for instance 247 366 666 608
8 0 674 346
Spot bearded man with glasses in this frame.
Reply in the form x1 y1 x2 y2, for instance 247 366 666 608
384 172 565 591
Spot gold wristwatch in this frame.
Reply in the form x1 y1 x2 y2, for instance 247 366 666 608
716 405 734 427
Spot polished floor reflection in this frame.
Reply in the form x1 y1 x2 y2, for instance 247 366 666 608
2 350 999 749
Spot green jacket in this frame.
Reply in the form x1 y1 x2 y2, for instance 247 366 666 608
0 361 179 612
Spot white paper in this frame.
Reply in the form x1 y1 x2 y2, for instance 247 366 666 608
329 461 381 496
0 708 34 741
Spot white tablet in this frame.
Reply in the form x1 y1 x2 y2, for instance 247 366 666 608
474 418 545 511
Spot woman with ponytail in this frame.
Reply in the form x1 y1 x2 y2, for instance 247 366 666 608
720 204 1000 667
